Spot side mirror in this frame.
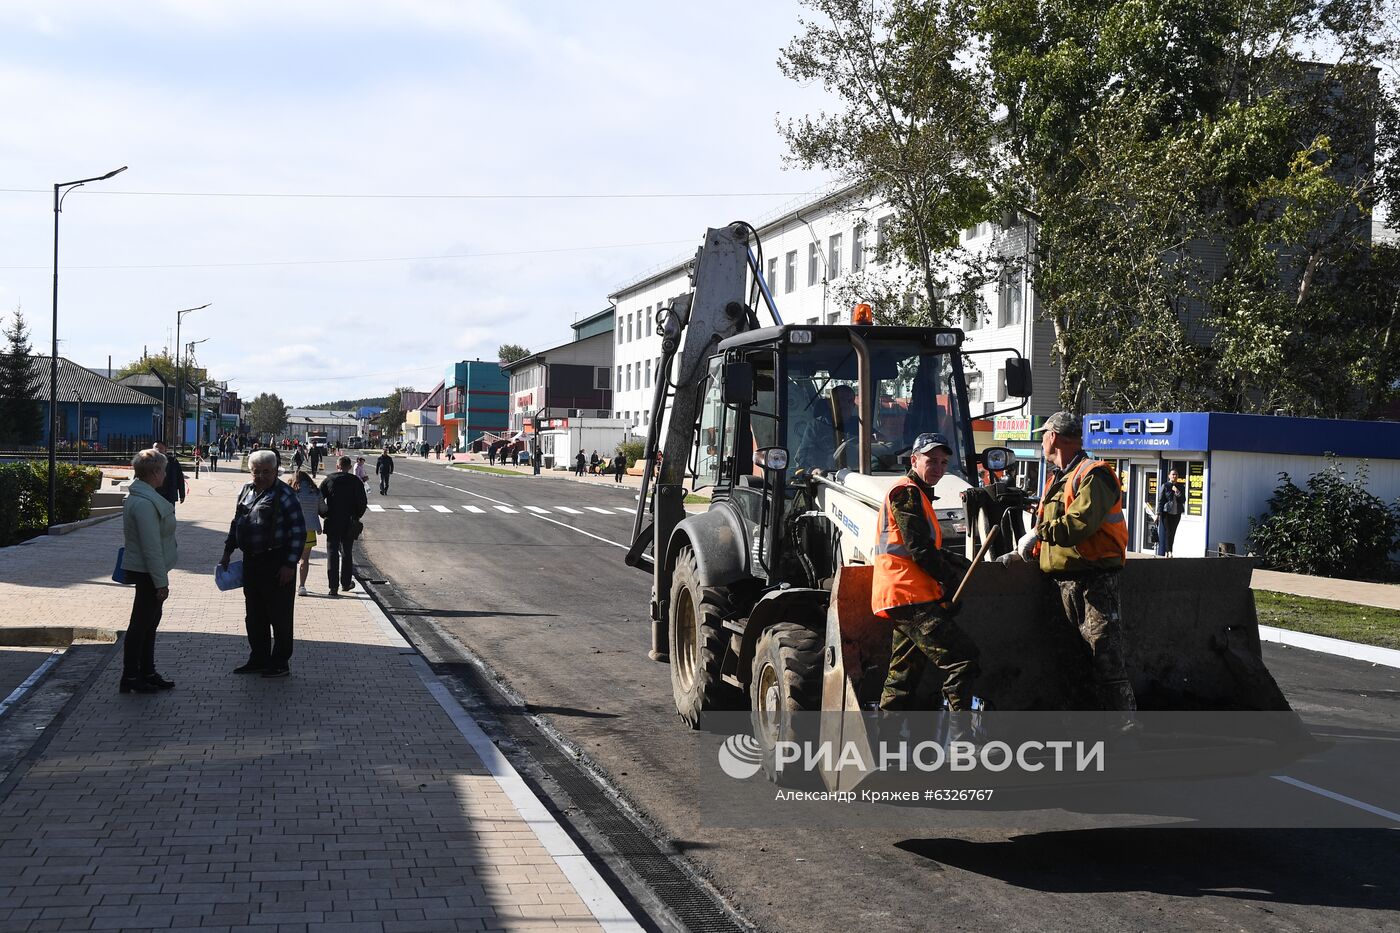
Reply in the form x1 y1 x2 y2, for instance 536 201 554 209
981 446 1017 473
1004 357 1032 398
722 361 754 405
753 447 789 471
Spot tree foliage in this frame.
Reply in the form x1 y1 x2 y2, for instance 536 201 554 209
0 308 42 446
782 0 1400 416
248 392 288 438
1248 458 1400 579
497 343 531 364
377 387 410 436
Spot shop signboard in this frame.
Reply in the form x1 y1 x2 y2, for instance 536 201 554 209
1083 412 1209 451
994 416 1034 441
1187 461 1205 516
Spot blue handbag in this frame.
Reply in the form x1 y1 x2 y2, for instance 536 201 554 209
112 547 127 584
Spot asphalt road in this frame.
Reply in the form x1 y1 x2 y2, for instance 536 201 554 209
356 455 1400 933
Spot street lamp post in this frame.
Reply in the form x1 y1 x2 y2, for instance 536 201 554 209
173 303 211 447
186 338 209 477
48 165 127 529
75 391 83 467
532 358 549 475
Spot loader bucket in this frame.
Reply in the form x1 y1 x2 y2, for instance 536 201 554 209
821 558 1292 715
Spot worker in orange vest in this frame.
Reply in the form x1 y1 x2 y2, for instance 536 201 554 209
872 432 978 712
1031 411 1136 712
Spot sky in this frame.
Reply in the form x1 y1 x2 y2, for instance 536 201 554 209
0 0 836 405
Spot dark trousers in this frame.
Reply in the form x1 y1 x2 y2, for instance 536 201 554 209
124 571 163 679
1052 571 1136 711
243 551 295 666
379 474 390 494
1155 512 1181 556
326 532 356 592
880 603 981 712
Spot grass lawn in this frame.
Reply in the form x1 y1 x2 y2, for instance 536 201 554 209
1253 590 1400 650
450 464 522 477
684 494 709 505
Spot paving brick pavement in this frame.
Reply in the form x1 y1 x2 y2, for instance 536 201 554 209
0 465 619 932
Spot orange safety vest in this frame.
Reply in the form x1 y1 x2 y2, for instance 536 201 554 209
872 476 945 617
1034 457 1128 561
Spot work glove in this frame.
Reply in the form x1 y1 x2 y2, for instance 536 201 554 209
1017 530 1039 561
995 552 1022 566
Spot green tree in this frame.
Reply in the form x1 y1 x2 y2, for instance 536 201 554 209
377 387 409 437
116 349 179 385
497 343 531 364
779 0 1003 326
248 392 288 439
0 308 43 446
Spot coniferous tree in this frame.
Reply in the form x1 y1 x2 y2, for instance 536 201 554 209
0 308 43 446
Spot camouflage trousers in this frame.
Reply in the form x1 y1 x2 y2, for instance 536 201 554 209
879 604 981 712
1053 571 1137 712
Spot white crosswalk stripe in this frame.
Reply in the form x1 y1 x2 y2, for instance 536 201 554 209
555 506 583 514
494 505 519 514
399 504 418 512
613 507 634 514
585 507 613 514
463 505 485 513
525 505 550 514
431 505 452 513
368 504 385 512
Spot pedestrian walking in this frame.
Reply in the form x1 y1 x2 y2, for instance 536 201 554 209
209 443 219 473
309 445 323 476
290 470 321 597
152 441 186 506
487 445 496 466
292 445 306 473
613 452 626 483
434 442 442 460
219 450 305 678
1156 469 1185 557
354 456 369 485
575 449 586 477
120 448 179 694
589 450 600 475
1029 411 1136 714
873 433 978 715
375 448 395 495
320 456 369 597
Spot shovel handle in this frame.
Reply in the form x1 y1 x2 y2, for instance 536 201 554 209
949 525 1000 609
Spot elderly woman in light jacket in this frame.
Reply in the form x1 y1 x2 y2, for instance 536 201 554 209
121 448 178 694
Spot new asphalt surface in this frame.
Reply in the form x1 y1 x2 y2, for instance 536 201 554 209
357 455 1400 933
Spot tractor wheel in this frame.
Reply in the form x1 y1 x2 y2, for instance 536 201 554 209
749 622 823 782
668 545 739 728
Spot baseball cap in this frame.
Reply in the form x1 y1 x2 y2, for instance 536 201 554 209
911 432 954 455
1031 411 1082 438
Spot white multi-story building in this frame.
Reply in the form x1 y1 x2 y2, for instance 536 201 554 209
608 186 1053 448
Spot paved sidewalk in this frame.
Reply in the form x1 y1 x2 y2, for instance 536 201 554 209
1251 568 1400 611
0 465 623 932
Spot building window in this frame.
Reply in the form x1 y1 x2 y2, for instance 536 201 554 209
767 256 778 293
645 358 652 388
828 233 843 279
646 305 653 336
964 302 982 331
643 411 650 426
826 311 839 325
616 365 622 390
617 321 623 344
876 214 892 252
808 242 820 286
597 367 609 389
626 313 633 343
626 364 633 392
999 270 1024 327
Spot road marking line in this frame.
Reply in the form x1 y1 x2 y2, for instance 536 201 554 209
400 472 632 550
613 507 634 514
586 507 613 514
399 504 418 512
525 506 550 514
555 506 583 514
462 505 485 513
1271 775 1400 824
431 505 452 513
367 504 385 512
494 505 519 514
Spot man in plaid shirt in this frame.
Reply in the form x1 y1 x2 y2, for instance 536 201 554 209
220 450 305 678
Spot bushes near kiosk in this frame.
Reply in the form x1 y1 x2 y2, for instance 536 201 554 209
1249 458 1400 580
0 461 102 546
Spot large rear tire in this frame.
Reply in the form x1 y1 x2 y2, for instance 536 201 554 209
669 545 739 728
749 622 823 782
